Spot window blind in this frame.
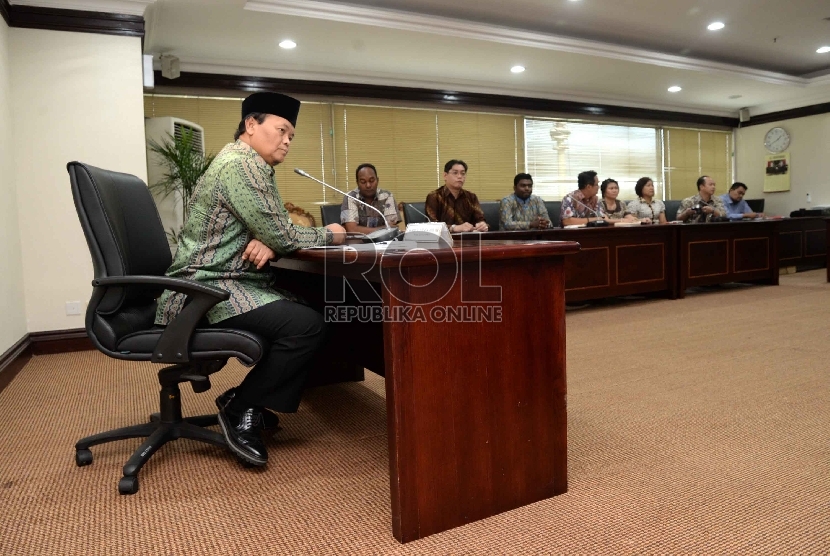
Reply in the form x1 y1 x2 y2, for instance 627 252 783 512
664 128 732 200
524 119 661 201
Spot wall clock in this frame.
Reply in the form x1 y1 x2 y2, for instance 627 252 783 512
764 127 790 153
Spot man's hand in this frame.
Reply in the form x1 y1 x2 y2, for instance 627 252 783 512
473 221 489 232
530 216 548 229
243 239 276 269
702 205 715 215
326 223 347 245
453 222 475 233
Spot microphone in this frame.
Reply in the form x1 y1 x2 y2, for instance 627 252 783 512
405 203 433 223
566 194 610 227
294 168 402 243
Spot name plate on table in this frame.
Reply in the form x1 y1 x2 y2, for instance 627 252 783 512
403 222 453 247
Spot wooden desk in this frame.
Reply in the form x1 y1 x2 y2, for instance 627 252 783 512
459 221 778 299
456 226 677 301
274 240 579 542
677 220 779 296
545 226 677 302
778 217 828 269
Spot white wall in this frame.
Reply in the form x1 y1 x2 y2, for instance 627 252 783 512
0 19 27 354
10 29 147 333
735 113 830 217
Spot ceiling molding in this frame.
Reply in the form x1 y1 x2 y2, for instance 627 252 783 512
172 58 737 118
151 70 739 128
6 2 144 36
749 89 830 117
9 0 154 16
740 102 830 128
244 0 810 87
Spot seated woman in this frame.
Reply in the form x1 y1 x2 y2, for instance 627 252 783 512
600 178 636 222
625 177 667 224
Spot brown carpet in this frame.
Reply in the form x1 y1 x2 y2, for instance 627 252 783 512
1 270 829 555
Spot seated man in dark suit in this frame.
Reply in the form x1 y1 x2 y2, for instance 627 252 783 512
425 159 488 232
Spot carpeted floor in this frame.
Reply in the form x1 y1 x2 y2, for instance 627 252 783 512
1 270 829 555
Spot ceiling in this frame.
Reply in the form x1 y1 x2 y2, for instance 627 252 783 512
14 0 830 117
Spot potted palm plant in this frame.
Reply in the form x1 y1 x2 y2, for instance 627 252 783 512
147 127 215 248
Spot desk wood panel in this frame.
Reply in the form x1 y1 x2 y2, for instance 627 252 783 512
778 217 828 269
678 221 778 296
277 241 579 542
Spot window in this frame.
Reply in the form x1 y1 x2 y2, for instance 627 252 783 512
663 128 732 200
525 119 661 200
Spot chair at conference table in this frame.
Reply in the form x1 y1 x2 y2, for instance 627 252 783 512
403 202 429 224
67 161 267 495
319 203 341 226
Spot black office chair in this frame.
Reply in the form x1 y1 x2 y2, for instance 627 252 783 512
67 161 267 495
544 201 561 228
319 203 342 225
481 202 500 231
664 200 682 222
746 199 765 214
403 202 429 224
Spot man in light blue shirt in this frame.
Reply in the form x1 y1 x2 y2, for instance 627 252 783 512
720 182 764 220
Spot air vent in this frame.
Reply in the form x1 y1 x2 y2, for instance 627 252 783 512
173 121 204 154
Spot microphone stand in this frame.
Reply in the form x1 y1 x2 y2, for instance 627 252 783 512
294 168 402 243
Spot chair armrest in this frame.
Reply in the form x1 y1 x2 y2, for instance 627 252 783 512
93 275 229 301
92 275 229 364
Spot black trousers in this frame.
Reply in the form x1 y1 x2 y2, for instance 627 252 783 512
211 299 326 413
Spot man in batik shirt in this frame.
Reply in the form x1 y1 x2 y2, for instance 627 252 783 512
340 163 398 233
425 159 488 232
499 173 550 230
560 170 608 226
676 176 727 223
155 92 346 466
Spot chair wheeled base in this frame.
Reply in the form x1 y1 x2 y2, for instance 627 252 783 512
74 362 227 495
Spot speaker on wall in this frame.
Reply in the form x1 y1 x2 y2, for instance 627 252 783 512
738 108 751 123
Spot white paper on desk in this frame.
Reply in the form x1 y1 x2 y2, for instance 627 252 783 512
563 224 586 229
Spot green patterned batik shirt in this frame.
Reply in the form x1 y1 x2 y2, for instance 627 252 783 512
155 140 332 325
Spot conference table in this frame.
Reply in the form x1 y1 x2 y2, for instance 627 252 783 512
454 219 780 301
273 239 580 542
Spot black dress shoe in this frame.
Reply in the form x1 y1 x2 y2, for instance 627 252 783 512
215 388 280 431
217 404 268 466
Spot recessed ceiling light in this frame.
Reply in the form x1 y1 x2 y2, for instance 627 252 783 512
707 22 725 31
728 94 743 99
511 65 526 73
668 86 682 93
817 46 830 54
279 39 297 49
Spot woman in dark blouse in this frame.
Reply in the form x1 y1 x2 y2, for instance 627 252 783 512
600 178 636 222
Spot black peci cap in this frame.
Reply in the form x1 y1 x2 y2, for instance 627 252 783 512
241 92 301 127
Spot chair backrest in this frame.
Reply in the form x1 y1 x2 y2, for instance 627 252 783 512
664 199 682 222
790 208 822 217
544 201 562 228
319 204 342 226
68 161 172 351
746 199 764 213
403 202 429 224
480 202 500 231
